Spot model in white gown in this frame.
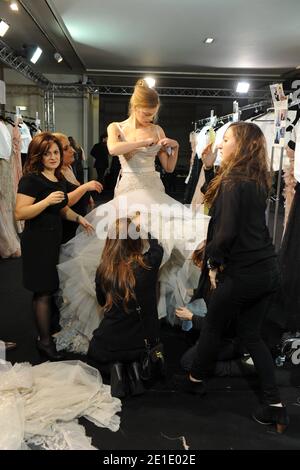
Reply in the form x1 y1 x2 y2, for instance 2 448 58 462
55 118 210 354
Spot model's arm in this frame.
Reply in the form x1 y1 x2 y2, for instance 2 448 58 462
107 122 155 156
157 126 179 173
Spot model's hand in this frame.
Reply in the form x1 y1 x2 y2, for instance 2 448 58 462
85 180 103 193
175 306 193 321
201 143 217 169
143 137 156 147
209 268 218 290
78 216 94 234
158 138 179 149
45 191 65 206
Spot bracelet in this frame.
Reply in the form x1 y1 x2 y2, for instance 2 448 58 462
75 215 80 223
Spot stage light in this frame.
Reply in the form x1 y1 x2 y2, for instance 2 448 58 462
144 77 156 88
204 38 214 44
10 2 19 11
0 19 10 37
236 82 250 93
30 46 43 64
54 52 63 63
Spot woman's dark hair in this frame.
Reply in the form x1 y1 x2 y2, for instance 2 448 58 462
68 135 78 150
23 132 64 179
204 121 271 206
96 217 150 313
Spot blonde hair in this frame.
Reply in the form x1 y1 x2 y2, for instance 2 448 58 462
129 79 160 116
52 132 68 144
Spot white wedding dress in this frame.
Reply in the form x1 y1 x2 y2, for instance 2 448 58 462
55 125 210 353
0 358 121 450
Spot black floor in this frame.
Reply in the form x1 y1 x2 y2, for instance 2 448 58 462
1 257 300 451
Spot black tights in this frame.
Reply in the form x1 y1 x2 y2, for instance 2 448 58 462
33 292 54 344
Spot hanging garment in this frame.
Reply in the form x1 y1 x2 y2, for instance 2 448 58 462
0 120 12 161
19 122 32 155
248 111 296 171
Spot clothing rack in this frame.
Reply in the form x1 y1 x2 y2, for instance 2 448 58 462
1 109 37 121
192 100 272 129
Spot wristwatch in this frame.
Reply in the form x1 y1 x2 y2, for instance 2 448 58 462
207 259 219 270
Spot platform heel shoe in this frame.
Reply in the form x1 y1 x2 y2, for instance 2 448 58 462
252 404 289 433
126 361 145 396
110 362 128 398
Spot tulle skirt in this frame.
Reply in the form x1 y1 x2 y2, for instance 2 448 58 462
55 173 210 353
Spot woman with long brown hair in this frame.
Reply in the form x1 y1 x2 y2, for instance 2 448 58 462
176 122 289 433
88 216 163 398
15 132 93 360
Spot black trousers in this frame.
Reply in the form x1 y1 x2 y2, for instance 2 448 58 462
191 260 281 404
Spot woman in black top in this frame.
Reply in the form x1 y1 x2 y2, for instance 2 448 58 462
88 216 163 397
15 133 93 360
176 122 289 433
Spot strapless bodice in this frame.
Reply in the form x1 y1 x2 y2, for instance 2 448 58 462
119 144 161 174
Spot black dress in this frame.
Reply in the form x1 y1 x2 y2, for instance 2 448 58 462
18 174 68 293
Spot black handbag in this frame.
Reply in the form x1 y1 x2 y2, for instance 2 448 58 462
136 305 166 381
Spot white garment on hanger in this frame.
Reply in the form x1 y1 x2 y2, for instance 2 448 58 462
248 110 296 171
0 121 12 160
195 125 211 160
19 123 32 154
213 121 232 165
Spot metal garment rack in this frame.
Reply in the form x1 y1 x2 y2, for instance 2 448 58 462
194 100 271 127
266 146 285 247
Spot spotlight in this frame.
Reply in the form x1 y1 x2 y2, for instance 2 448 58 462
30 46 43 64
0 19 10 37
10 2 19 11
144 76 156 88
54 52 63 63
204 37 214 44
236 82 250 93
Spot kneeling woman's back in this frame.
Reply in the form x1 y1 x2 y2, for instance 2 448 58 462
88 216 163 365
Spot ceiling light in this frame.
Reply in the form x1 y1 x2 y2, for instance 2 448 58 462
236 82 250 93
0 19 10 37
10 2 19 11
204 38 214 44
30 46 43 64
54 52 63 63
144 77 156 88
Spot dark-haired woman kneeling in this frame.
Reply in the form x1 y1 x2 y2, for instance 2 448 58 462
88 216 163 398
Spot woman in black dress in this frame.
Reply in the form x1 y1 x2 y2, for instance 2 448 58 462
53 133 103 243
88 216 163 397
176 122 289 433
15 132 93 360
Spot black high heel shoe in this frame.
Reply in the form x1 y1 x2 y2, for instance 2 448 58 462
110 362 128 398
126 362 145 396
36 339 65 361
252 404 289 434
